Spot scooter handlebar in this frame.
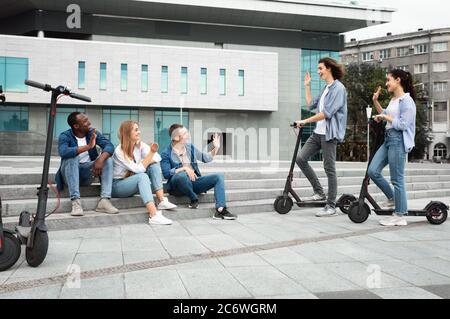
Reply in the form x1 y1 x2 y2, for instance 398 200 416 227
70 92 92 103
24 80 51 91
290 122 304 129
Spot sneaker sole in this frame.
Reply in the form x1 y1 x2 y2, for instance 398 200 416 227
316 213 339 218
95 209 119 214
158 206 178 210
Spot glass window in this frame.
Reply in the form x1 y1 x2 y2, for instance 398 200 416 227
219 69 226 95
154 110 189 151
161 66 168 93
397 65 409 71
396 47 410 57
238 70 245 96
434 144 448 159
78 61 85 89
102 108 139 146
414 44 429 54
434 102 448 123
433 82 448 92
0 105 28 131
414 63 428 74
0 57 4 89
362 52 374 62
433 42 448 52
181 67 188 94
433 62 448 72
0 57 28 92
121 64 127 91
141 65 148 92
100 62 107 90
379 49 391 59
200 68 207 95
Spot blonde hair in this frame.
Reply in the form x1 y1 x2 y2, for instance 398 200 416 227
118 121 139 162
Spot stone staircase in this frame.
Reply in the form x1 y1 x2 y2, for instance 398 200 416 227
1 160 450 230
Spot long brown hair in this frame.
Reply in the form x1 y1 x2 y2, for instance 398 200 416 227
118 120 139 162
319 57 345 80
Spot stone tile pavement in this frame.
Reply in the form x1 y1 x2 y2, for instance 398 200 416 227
1 197 450 299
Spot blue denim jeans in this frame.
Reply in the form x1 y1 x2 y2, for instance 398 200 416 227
168 172 227 209
60 156 113 200
111 164 164 205
368 129 408 215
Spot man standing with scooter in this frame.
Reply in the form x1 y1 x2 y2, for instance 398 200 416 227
56 112 119 216
295 58 348 217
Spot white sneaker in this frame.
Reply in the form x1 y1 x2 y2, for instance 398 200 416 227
71 199 84 216
303 193 327 202
379 214 408 226
316 205 339 217
149 211 173 225
157 197 177 210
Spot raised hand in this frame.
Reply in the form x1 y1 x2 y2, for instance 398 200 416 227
304 71 312 87
212 133 220 150
88 128 97 150
373 86 382 102
150 142 159 153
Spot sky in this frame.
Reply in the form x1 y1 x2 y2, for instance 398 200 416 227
343 0 450 41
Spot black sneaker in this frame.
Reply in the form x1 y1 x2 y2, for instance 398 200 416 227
189 200 199 209
213 208 237 220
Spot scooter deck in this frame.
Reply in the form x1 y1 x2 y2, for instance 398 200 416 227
373 209 428 217
295 201 328 208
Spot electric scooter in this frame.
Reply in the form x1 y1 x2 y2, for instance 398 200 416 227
348 118 449 225
0 80 91 271
274 123 357 215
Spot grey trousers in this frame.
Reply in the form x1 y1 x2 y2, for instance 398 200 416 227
295 133 338 208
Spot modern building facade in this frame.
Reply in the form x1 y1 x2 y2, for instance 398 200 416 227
341 28 450 162
0 0 393 160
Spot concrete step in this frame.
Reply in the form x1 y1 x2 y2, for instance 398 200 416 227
2 189 449 231
2 167 450 185
2 182 450 217
2 174 450 200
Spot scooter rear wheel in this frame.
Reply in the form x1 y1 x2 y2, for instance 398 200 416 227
348 202 371 224
0 233 21 272
26 230 49 268
338 194 357 215
274 196 294 215
426 204 448 225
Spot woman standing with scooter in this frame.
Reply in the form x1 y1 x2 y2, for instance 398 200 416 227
295 58 348 218
370 69 417 227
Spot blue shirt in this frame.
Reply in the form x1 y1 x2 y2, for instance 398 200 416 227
309 79 348 143
382 93 416 153
160 143 213 188
55 128 115 191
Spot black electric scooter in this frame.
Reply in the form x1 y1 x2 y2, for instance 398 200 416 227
348 118 449 225
0 80 91 272
274 123 357 215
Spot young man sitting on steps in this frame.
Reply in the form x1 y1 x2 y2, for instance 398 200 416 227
160 124 237 220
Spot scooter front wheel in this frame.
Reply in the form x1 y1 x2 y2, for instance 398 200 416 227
274 196 294 215
348 202 371 224
26 230 49 268
0 232 21 272
426 203 448 225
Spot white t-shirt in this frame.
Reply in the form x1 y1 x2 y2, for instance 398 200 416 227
385 97 401 130
314 85 331 136
76 136 90 163
113 141 162 179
